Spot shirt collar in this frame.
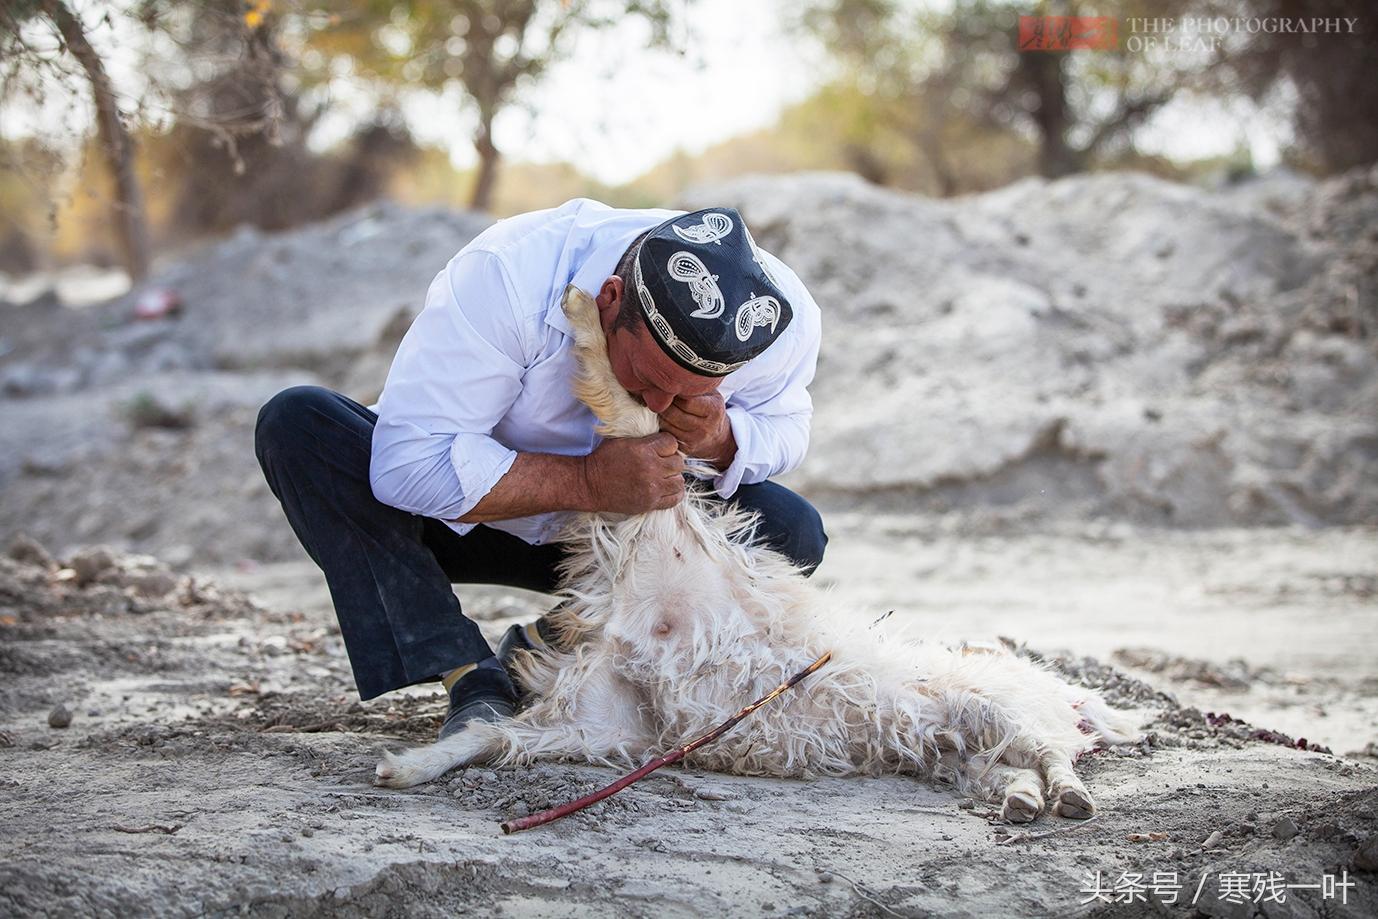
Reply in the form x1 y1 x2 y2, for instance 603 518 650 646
546 208 681 337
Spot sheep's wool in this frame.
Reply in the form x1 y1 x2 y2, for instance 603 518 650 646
375 285 1138 822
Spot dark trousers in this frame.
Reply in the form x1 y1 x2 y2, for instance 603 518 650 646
254 386 828 701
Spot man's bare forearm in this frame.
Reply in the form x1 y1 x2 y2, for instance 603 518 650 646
455 433 687 522
455 453 592 523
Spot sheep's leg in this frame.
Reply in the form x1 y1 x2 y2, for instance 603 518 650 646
1040 748 1096 819
992 764 1047 823
375 719 506 788
961 753 1047 824
375 707 653 790
931 746 1046 823
376 654 652 789
1068 690 1141 746
915 653 1118 822
933 748 963 786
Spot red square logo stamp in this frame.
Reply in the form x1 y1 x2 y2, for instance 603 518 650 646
1019 16 1118 51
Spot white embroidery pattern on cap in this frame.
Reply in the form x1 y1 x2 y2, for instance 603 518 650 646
634 247 741 376
734 294 781 342
741 222 781 287
672 211 734 245
667 251 725 319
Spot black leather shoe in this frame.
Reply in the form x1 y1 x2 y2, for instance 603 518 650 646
438 665 516 741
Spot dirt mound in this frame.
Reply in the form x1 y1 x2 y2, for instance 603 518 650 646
1 202 492 394
685 167 1378 527
1 172 1375 565
0 203 492 564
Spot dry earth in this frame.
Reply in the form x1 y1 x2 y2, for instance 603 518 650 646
1 527 1375 918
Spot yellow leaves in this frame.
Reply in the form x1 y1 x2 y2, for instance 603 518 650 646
244 0 272 30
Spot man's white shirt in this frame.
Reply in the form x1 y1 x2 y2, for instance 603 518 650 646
369 198 822 545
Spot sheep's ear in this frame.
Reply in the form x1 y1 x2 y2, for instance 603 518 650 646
561 284 602 335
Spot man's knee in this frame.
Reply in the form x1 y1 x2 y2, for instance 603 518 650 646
733 482 828 576
787 500 828 576
254 385 341 462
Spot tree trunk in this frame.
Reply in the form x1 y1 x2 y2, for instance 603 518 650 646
1019 51 1081 179
42 0 150 281
469 115 500 212
917 93 958 196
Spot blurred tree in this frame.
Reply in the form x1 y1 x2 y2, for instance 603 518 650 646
1212 0 1377 173
615 82 1034 200
136 0 418 236
2 0 423 270
301 0 685 211
798 0 1185 186
0 137 59 273
1 0 151 279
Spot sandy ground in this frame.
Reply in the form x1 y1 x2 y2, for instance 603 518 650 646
812 514 1378 757
2 520 1375 918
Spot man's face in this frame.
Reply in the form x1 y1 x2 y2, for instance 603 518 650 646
596 276 721 414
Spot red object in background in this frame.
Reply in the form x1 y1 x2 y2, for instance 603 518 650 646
1019 16 1118 51
133 287 183 320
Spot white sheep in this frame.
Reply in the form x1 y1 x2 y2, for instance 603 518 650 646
375 285 1139 823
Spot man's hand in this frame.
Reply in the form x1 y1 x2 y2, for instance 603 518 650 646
659 393 736 469
580 433 685 514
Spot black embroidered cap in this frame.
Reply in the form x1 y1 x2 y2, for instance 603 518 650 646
630 207 793 377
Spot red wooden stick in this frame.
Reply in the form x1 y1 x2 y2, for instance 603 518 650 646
500 650 832 834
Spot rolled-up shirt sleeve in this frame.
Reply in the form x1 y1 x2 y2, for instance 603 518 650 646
369 251 527 528
713 295 820 498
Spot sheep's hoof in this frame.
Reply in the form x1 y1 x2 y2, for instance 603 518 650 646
1053 785 1096 819
1002 790 1043 824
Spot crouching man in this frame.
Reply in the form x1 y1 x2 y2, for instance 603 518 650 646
254 200 826 740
